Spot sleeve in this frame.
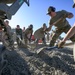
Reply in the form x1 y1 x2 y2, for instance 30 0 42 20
49 21 52 25
61 10 70 17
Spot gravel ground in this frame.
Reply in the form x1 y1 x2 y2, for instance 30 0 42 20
1 44 75 75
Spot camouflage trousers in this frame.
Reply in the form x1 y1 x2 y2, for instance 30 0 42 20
49 25 75 47
3 31 14 47
24 36 29 45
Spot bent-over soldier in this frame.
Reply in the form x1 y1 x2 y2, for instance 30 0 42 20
24 24 33 47
34 23 47 45
46 6 75 47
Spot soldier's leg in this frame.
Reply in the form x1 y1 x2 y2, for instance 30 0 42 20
47 33 50 42
70 35 75 42
35 39 39 46
2 32 9 47
49 29 62 47
63 25 75 42
24 39 28 44
8 33 14 46
16 36 20 45
58 25 71 48
69 24 75 42
24 37 29 48
42 36 46 45
18 34 23 45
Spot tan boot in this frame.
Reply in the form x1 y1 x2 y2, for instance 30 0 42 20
58 41 65 48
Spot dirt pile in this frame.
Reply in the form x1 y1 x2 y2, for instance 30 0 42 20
1 46 75 75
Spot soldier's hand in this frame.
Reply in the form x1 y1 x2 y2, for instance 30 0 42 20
58 41 65 48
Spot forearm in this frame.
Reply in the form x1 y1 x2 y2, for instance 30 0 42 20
46 25 52 32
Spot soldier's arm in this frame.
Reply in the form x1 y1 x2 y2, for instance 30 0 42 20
61 10 74 19
46 19 53 32
25 33 28 39
46 24 53 32
15 28 19 35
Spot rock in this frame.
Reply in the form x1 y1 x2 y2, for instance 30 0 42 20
0 45 75 75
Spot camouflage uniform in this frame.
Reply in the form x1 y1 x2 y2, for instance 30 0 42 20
49 10 75 46
16 28 23 39
4 20 14 47
24 25 33 45
16 26 23 45
34 23 47 45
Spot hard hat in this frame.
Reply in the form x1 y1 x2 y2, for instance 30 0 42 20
47 6 56 15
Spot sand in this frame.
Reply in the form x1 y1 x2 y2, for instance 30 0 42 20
0 44 75 75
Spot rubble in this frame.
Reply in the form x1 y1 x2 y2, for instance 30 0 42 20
0 45 75 75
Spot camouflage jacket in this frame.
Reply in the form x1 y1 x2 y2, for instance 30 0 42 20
16 28 22 35
49 10 71 29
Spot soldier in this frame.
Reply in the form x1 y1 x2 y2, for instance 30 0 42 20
58 1 75 48
15 25 23 46
46 6 74 47
34 23 47 45
24 24 33 47
4 20 14 47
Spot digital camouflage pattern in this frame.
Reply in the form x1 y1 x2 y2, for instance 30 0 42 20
16 28 22 36
24 27 33 46
49 10 70 29
49 10 75 47
34 27 45 39
16 28 23 45
34 27 46 45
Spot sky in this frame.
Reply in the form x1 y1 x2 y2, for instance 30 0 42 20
8 0 75 37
